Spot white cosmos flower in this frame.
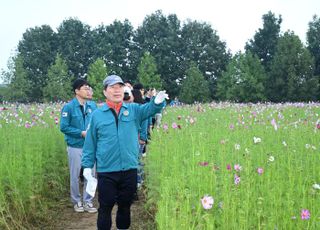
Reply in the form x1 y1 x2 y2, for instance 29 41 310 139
253 137 261 144
312 184 320 190
268 156 275 162
234 144 241 150
201 195 214 210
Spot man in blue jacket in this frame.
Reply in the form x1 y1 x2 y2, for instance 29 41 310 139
60 78 97 213
82 75 168 230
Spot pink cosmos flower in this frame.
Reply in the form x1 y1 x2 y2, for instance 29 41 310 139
226 164 231 170
163 123 169 131
271 118 278 131
189 117 195 124
25 122 31 128
234 164 242 171
301 209 310 220
317 123 320 129
198 161 209 167
229 124 235 130
172 122 178 129
234 174 240 185
257 167 264 175
201 195 214 210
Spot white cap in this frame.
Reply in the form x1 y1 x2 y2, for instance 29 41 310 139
124 86 132 96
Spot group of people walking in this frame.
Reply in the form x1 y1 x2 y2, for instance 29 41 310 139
60 75 168 230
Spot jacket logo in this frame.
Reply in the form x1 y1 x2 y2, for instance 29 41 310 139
123 110 129 116
62 112 68 117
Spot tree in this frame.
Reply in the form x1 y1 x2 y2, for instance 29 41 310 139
137 52 162 90
91 20 137 82
87 58 108 101
57 18 93 79
179 62 210 104
307 15 320 97
18 25 57 101
43 54 73 102
180 20 230 99
245 11 282 72
216 52 267 102
7 55 31 102
134 10 182 97
268 31 318 102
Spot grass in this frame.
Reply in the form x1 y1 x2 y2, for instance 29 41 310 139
145 102 320 229
0 103 69 229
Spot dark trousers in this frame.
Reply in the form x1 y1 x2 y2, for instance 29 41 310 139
97 169 137 230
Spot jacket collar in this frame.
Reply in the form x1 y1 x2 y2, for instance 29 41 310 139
101 102 128 112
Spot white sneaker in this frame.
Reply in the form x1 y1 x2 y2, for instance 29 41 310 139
84 202 97 213
74 201 84 213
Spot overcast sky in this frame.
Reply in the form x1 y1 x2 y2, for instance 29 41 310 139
1 0 319 76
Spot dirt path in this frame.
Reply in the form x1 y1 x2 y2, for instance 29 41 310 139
55 189 154 230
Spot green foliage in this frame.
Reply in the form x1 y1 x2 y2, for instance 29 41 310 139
147 103 320 229
268 31 318 102
307 15 320 98
57 18 92 78
91 20 137 82
135 10 183 97
7 55 31 102
137 52 163 90
216 52 267 102
43 54 73 102
0 103 68 229
2 11 318 103
307 15 320 77
179 62 210 104
245 11 282 72
18 25 58 101
87 58 108 101
180 20 231 98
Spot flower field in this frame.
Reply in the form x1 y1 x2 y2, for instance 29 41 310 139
0 102 320 229
0 102 68 229
145 102 320 229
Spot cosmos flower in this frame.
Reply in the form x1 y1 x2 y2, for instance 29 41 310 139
271 118 278 131
201 195 214 210
253 137 261 144
189 117 195 124
226 164 231 170
198 161 209 167
268 156 275 162
234 164 242 171
301 209 310 220
257 167 264 175
163 123 169 131
312 184 320 190
172 122 178 129
234 144 241 150
234 174 241 185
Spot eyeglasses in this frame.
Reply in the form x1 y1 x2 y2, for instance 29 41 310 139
80 87 90 91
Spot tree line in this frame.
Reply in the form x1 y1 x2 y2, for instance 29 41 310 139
0 10 319 103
